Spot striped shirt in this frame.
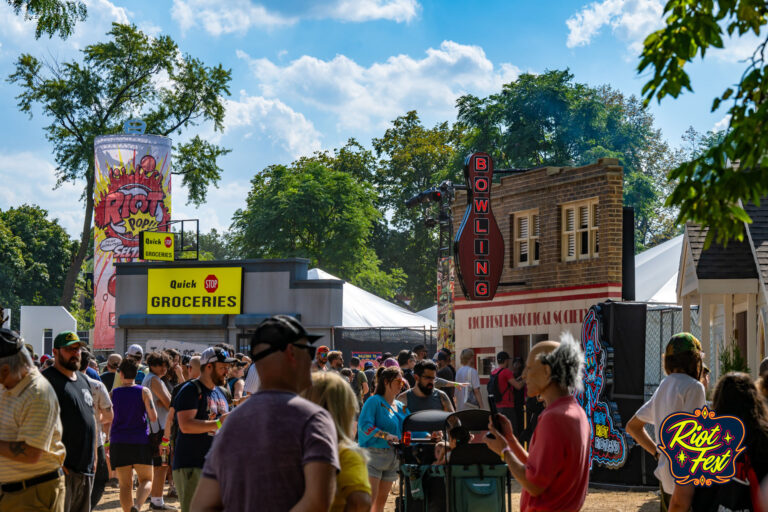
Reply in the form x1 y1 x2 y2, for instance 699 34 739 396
0 368 66 482
243 364 260 395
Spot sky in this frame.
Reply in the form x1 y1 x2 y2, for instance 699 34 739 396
0 0 755 238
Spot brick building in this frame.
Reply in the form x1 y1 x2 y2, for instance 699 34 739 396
452 158 625 378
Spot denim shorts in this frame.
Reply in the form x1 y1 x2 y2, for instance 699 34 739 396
366 446 399 482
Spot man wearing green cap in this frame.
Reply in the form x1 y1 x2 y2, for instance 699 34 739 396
626 332 706 512
42 331 98 512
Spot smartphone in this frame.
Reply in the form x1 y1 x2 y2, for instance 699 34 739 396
487 394 501 439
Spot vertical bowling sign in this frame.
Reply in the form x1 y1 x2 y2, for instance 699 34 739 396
93 135 172 349
454 153 504 300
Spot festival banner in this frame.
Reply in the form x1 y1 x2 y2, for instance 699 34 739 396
351 352 381 364
93 135 172 349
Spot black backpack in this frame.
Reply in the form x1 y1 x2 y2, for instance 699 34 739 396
170 379 212 446
487 369 510 402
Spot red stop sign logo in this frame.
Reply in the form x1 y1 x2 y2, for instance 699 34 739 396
164 236 172 248
204 275 218 293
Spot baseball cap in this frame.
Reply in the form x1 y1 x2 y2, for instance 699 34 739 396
665 332 702 357
39 354 51 364
53 331 84 349
200 347 237 366
364 361 374 369
250 315 323 362
316 345 330 356
0 328 23 357
383 358 400 368
497 351 510 363
126 344 143 358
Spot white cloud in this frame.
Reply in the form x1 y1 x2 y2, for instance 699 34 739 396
238 41 520 132
172 179 249 234
223 91 322 157
171 0 418 36
0 152 84 237
566 0 663 53
712 114 731 132
712 32 762 63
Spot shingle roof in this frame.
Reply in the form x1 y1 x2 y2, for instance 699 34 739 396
686 222 758 279
743 201 768 285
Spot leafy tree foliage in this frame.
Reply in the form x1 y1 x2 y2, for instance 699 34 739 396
0 205 74 330
372 111 464 309
8 23 232 306
7 0 86 39
638 0 768 245
456 70 678 250
230 156 405 300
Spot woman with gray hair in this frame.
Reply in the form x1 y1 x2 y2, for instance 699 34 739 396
0 328 67 512
484 333 591 512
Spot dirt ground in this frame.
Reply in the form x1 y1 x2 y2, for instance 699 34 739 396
94 480 659 511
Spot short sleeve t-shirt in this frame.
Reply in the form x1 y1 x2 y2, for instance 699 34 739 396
491 367 516 408
100 371 116 392
330 447 371 512
455 365 481 411
634 372 706 494
0 369 66 482
42 366 97 474
437 365 455 400
520 395 590 512
172 380 229 470
86 375 112 446
202 390 340 511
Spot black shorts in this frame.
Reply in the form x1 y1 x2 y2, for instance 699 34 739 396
109 442 153 468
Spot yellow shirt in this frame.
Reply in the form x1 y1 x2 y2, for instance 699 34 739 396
330 447 372 512
0 369 66 482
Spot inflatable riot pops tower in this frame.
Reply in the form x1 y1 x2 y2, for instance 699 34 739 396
93 134 172 349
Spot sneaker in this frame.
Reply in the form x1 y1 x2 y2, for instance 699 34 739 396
166 486 178 499
107 477 119 488
149 503 177 510
130 507 139 512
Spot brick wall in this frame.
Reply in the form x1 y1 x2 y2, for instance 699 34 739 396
452 158 624 292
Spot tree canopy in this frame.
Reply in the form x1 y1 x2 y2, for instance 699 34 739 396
638 0 768 245
7 0 86 39
0 205 74 330
8 23 232 306
230 152 405 300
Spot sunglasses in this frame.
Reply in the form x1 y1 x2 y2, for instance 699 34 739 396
292 343 317 359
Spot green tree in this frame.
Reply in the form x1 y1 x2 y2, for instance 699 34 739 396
0 205 75 330
372 111 464 309
638 0 768 246
9 23 232 307
456 70 678 250
230 157 404 300
7 0 86 39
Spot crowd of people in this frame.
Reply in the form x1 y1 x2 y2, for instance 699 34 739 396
3 318 768 512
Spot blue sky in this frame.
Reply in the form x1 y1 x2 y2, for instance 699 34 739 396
0 0 755 237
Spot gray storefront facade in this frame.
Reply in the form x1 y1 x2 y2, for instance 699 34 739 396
113 258 343 354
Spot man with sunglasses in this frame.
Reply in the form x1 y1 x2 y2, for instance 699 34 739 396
193 315 339 512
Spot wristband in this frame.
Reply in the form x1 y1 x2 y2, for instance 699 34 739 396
501 446 512 460
216 419 222 430
161 437 170 443
104 442 110 449
161 441 170 447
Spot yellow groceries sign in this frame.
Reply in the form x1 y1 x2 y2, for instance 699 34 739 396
147 267 242 314
139 231 175 261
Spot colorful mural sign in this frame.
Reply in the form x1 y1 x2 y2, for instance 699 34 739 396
454 152 504 301
658 406 746 486
575 306 628 469
437 255 455 354
93 134 172 349
352 352 381 364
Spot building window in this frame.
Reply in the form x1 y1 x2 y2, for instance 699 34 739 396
43 329 53 355
562 199 598 261
512 210 540 267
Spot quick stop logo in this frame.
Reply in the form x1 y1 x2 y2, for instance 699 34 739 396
94 155 171 259
204 275 218 293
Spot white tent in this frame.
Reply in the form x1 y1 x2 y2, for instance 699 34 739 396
634 234 683 303
414 234 684 317
307 268 436 328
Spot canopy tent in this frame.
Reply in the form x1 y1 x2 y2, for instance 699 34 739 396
307 268 436 328
415 234 684 321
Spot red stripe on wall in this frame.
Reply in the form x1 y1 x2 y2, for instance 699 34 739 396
454 282 622 302
454 291 623 310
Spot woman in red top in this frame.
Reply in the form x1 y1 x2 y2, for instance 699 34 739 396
485 335 590 512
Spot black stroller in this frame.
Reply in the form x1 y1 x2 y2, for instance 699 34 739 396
393 409 511 512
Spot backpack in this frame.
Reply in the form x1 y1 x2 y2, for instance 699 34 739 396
691 454 764 512
487 369 510 403
350 369 362 398
170 379 212 447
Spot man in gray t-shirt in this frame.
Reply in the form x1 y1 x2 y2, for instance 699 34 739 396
194 315 339 511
